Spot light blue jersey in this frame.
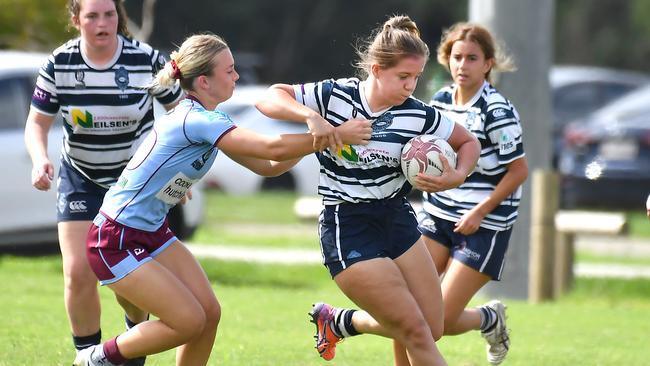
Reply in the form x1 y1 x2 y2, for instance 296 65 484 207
99 96 235 231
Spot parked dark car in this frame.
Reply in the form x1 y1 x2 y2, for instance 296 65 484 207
558 84 650 209
550 65 650 167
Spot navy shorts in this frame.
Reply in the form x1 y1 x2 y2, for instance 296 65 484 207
57 160 108 222
319 197 421 278
418 213 512 280
87 214 177 285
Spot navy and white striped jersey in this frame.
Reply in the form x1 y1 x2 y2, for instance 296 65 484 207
30 35 183 188
424 81 525 231
294 78 455 205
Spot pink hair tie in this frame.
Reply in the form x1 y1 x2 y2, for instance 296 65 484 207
170 59 183 80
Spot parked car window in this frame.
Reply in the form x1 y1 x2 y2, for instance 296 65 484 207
600 83 636 103
553 83 601 127
0 76 32 130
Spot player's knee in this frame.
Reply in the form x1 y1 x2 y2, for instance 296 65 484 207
203 298 221 331
430 322 444 341
63 263 97 293
174 307 207 341
399 317 434 350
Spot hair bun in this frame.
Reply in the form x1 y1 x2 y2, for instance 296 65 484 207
384 15 420 37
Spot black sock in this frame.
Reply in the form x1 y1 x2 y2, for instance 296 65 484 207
72 329 101 351
125 313 150 330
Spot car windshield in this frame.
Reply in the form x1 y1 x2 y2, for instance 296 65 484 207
593 84 650 116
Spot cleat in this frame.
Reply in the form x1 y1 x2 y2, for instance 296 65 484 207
481 300 510 365
72 345 115 366
308 302 342 361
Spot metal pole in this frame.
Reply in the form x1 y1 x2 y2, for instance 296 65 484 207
470 0 555 299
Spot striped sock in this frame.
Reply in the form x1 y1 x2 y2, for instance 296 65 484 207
479 306 498 332
330 308 360 338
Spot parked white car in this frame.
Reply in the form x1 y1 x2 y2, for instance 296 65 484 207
0 51 204 245
205 85 320 195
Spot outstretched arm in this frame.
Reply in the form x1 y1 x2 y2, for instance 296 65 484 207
256 84 341 152
225 153 302 177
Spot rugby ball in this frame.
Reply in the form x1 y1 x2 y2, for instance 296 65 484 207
401 135 457 185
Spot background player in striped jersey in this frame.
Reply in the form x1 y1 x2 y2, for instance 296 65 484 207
74 33 370 366
257 15 480 366
415 22 529 365
24 0 183 364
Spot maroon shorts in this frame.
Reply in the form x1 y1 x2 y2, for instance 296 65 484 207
87 214 177 285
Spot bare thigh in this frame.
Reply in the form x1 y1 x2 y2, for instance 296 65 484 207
422 236 451 275
333 258 428 341
154 241 220 317
394 239 444 340
58 221 95 281
440 260 490 325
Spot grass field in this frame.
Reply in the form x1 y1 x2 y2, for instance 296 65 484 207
2 190 650 365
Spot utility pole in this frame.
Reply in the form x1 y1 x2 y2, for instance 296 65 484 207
469 0 555 298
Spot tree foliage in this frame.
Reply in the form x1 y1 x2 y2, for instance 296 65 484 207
555 0 650 72
0 0 73 50
125 0 466 83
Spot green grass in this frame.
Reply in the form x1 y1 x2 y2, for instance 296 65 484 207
576 251 650 266
2 255 650 365
627 210 650 238
190 191 318 249
3 191 650 364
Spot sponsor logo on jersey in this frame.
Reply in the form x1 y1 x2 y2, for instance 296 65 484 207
358 148 399 165
156 172 195 205
372 112 394 133
117 175 128 188
492 108 506 118
71 109 94 128
499 133 516 155
191 149 214 171
133 248 145 256
71 108 138 129
337 144 359 162
75 70 85 89
114 66 129 91
32 86 50 103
